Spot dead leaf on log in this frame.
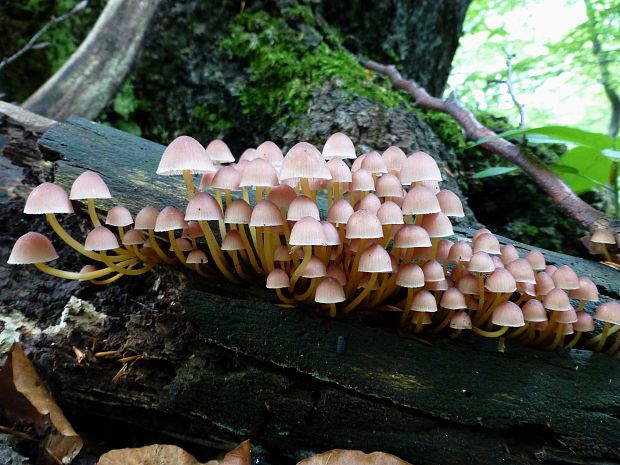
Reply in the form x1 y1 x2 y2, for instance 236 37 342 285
97 440 251 465
205 440 251 465
97 444 205 465
0 343 83 464
297 449 412 465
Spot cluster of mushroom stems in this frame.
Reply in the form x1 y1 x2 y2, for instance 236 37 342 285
8 133 620 356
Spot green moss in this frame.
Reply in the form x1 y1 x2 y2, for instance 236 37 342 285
417 110 469 152
219 8 407 127
190 105 234 133
98 80 144 136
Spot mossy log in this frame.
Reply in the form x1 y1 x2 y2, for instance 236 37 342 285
2 106 620 465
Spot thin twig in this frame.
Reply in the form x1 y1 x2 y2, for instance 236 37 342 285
487 50 526 129
363 58 611 232
0 1 88 72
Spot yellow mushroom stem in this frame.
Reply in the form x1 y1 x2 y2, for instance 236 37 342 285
116 226 126 243
333 183 343 204
413 214 424 226
89 262 140 284
399 287 420 327
275 288 296 305
45 213 128 263
328 303 337 318
595 321 613 352
477 292 510 328
198 220 239 282
507 323 529 339
224 190 233 208
213 188 228 242
606 334 620 355
295 278 320 302
564 331 582 350
237 224 263 274
256 186 264 203
380 225 393 248
450 329 463 339
543 324 566 351
131 244 153 264
299 178 315 200
414 313 429 334
241 185 251 205
471 325 509 338
429 237 440 261
182 170 196 198
345 239 367 296
262 227 275 273
586 324 620 347
427 309 454 334
367 273 391 307
86 198 101 227
147 229 176 265
343 272 378 313
98 251 155 275
534 311 559 346
227 250 250 279
168 230 196 272
213 187 223 209
577 299 586 312
380 271 400 302
89 274 124 285
34 259 138 280
335 225 346 263
228 224 247 262
290 245 312 288
254 226 267 272
600 243 613 262
477 272 485 312
402 247 415 265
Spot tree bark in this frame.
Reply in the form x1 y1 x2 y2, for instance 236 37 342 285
22 0 163 121
319 0 471 97
2 106 620 465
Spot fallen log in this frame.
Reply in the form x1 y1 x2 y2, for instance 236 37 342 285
1 104 620 465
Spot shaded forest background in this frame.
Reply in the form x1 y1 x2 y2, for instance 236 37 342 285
1 0 617 256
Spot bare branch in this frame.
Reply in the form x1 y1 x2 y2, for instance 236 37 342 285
502 49 527 130
362 58 611 232
0 1 88 72
487 49 527 129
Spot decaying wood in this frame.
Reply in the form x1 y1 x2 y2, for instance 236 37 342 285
23 0 163 121
362 59 613 234
2 107 620 465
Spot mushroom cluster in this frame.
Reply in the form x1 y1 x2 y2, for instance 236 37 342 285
8 133 620 355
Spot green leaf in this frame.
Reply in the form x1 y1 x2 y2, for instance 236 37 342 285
557 146 612 194
549 164 579 174
472 166 520 179
466 129 527 148
467 125 614 150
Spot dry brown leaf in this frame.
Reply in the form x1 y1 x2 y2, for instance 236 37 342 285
297 449 412 465
205 440 251 465
97 440 251 465
0 343 83 464
97 444 205 465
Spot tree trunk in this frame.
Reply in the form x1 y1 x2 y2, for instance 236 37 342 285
319 0 472 97
22 0 163 121
123 0 470 148
1 105 620 465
